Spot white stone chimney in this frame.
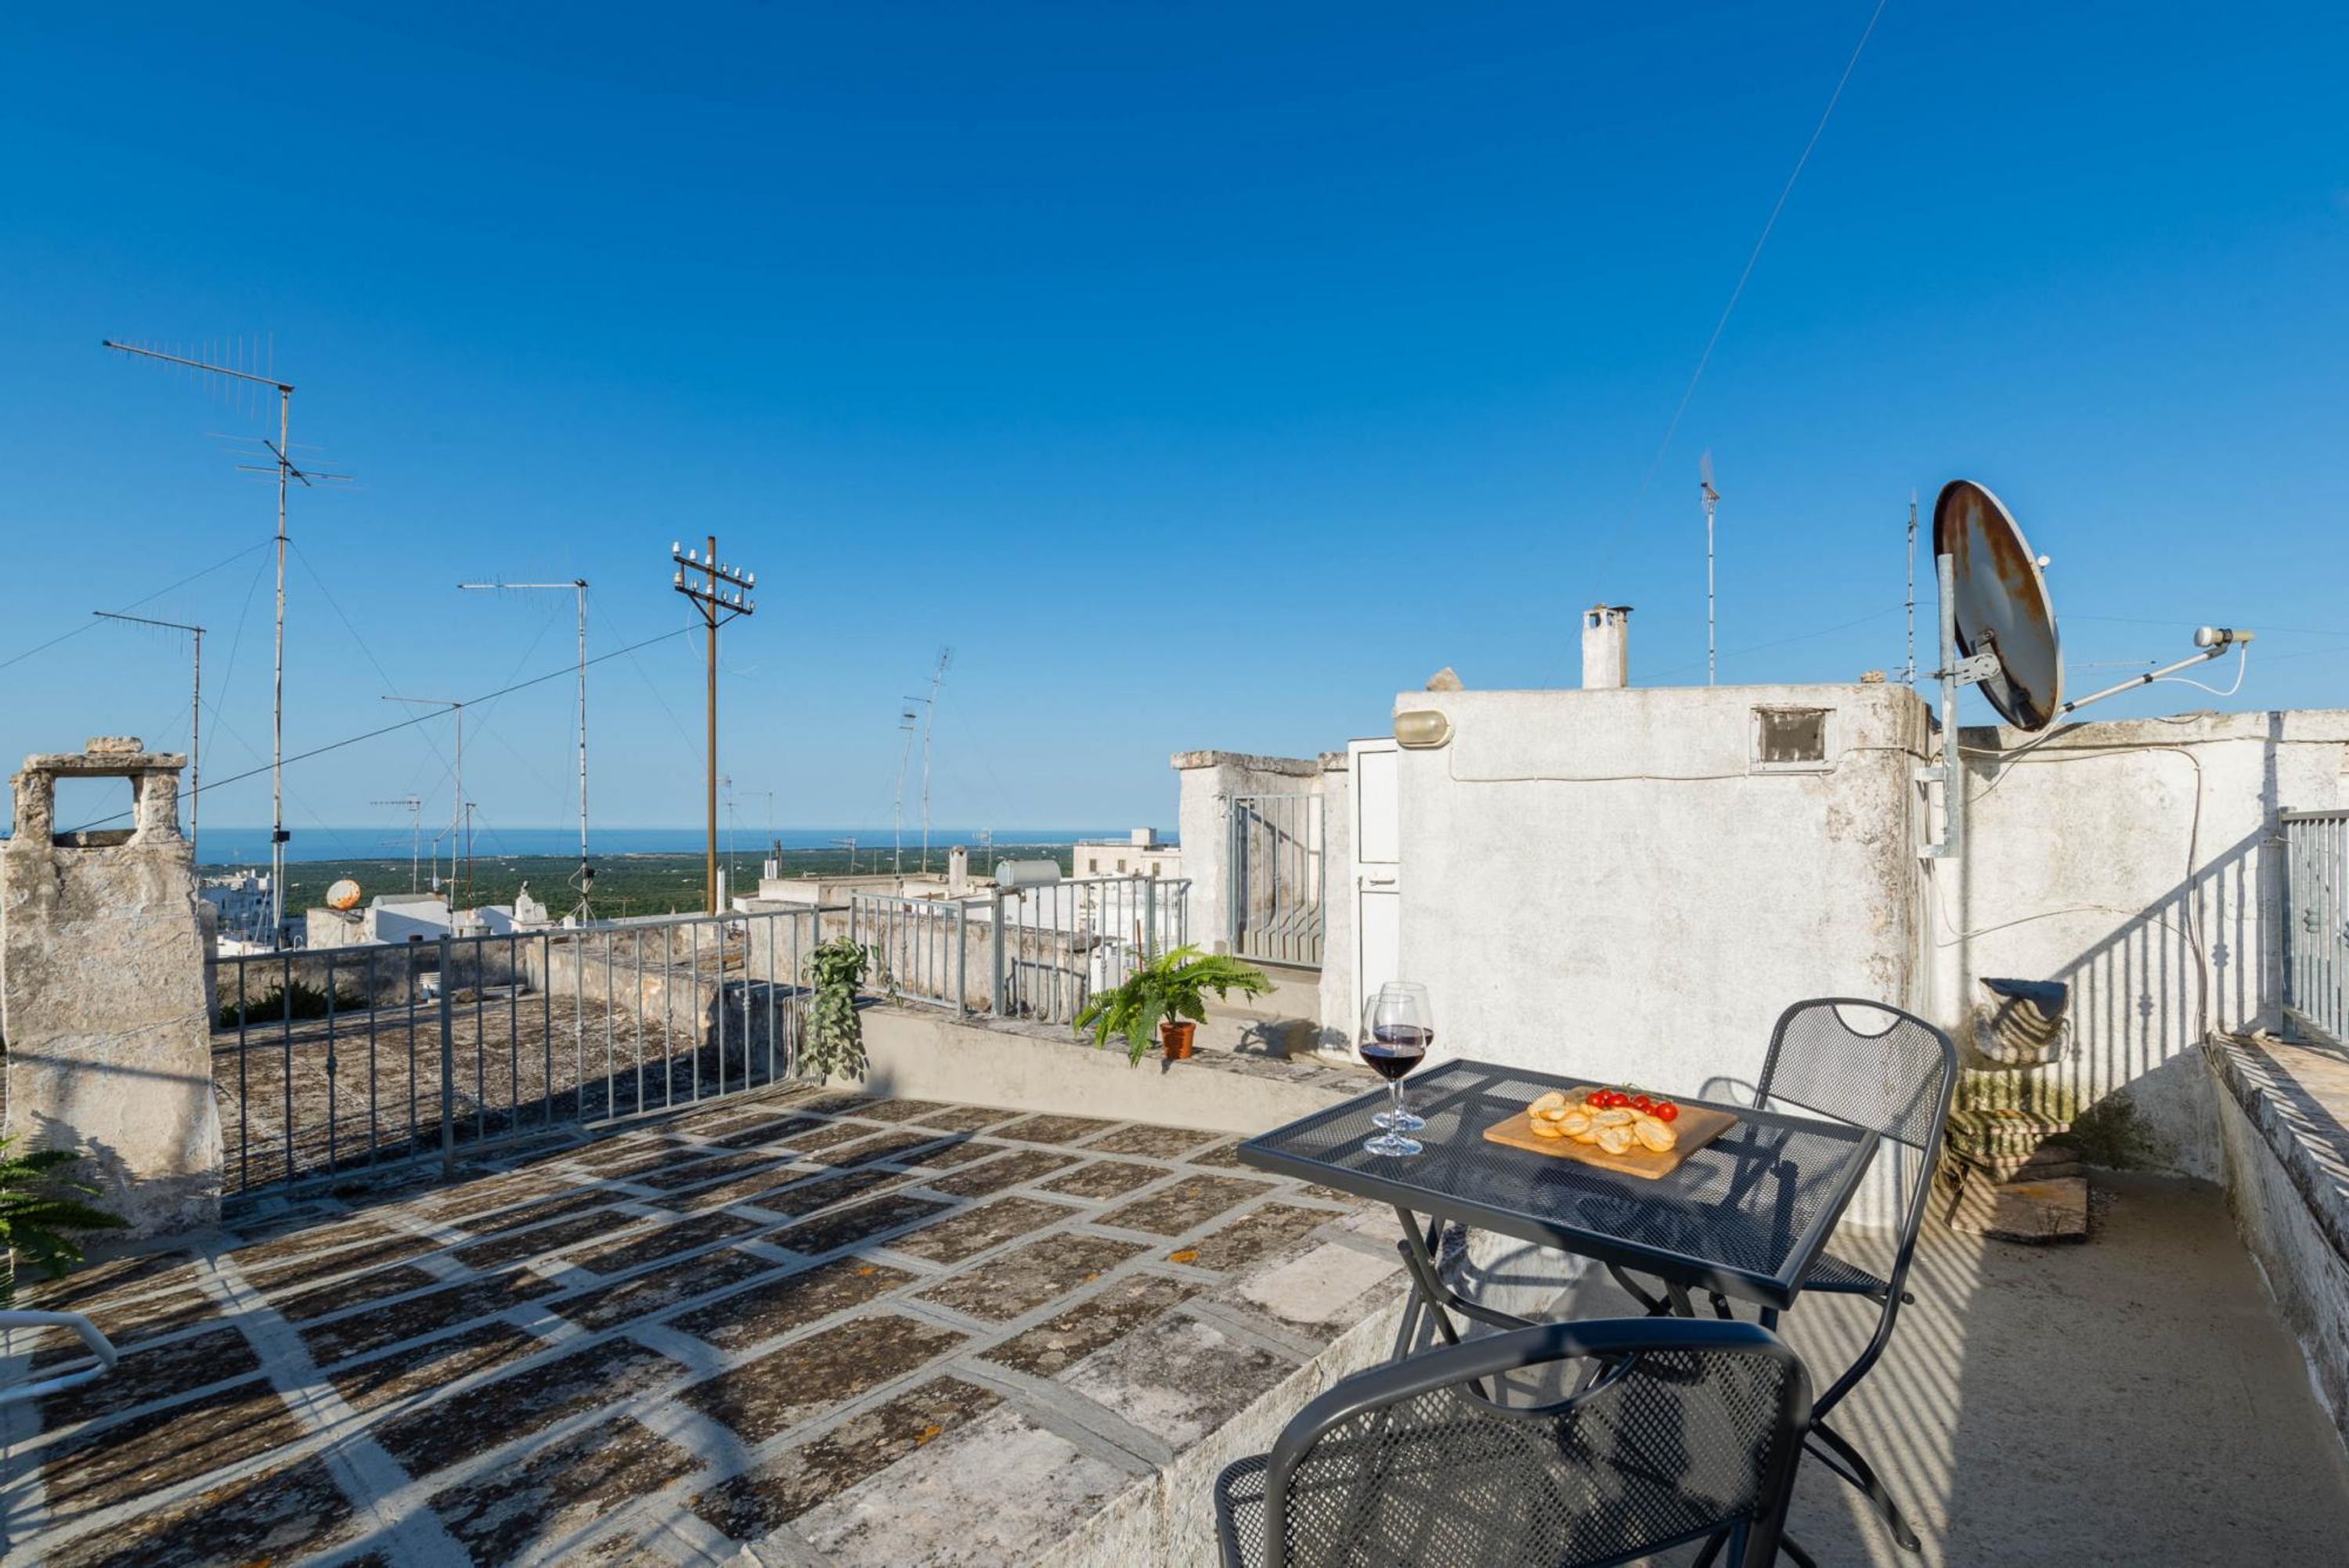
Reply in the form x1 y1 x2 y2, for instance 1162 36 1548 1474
947 844 970 894
1581 604 1632 689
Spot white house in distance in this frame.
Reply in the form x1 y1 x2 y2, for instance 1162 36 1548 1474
1073 828 1181 879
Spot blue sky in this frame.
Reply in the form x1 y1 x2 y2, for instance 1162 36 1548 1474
3 2 2343 840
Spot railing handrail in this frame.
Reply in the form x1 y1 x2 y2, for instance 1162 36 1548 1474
2281 809 2349 824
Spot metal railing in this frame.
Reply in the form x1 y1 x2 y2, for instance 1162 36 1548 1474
2282 810 2349 1045
850 893 972 1013
208 907 819 1194
991 874 1190 1026
1231 791 1324 967
847 874 1192 1026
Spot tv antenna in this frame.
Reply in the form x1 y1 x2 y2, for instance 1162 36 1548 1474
373 795 424 892
1699 452 1721 685
460 579 592 919
892 708 919 873
1921 479 2253 863
671 536 756 914
92 611 204 862
102 337 348 942
904 648 952 873
832 835 859 875
383 696 465 905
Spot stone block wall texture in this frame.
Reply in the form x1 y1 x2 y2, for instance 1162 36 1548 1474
1 741 221 1235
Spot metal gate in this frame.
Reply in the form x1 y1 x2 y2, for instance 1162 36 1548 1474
2283 809 2349 1044
1230 791 1325 967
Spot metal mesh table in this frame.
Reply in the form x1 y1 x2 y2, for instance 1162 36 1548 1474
1239 1058 1879 1314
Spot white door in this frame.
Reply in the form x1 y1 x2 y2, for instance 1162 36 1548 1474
1350 737 1401 1036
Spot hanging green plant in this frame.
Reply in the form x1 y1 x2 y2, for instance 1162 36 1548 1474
0 1139 128 1305
803 937 871 1082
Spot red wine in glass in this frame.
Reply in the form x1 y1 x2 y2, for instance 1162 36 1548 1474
1361 1025 1432 1080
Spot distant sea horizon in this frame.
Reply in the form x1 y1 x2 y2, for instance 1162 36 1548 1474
171 825 1171 868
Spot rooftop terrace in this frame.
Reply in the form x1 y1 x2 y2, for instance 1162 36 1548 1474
5 1076 2347 1566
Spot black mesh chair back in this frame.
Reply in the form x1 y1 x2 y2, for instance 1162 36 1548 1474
1755 997 1954 1159
1214 1318 1810 1568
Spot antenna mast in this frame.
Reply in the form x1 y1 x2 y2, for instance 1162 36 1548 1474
92 611 204 863
672 536 756 914
460 579 592 918
1699 453 1721 686
904 648 951 874
384 697 464 905
102 337 346 943
373 795 423 892
892 708 918 873
1903 492 1918 687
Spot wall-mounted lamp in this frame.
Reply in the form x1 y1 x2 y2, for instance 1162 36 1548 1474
1394 709 1452 749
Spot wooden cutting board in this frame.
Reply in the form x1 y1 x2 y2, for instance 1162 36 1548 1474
1480 1089 1737 1181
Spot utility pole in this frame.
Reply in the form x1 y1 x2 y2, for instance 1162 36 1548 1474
460 579 592 917
92 611 204 862
102 338 345 943
1699 452 1721 687
892 708 918 874
904 648 951 874
373 795 423 891
671 537 756 914
384 697 463 906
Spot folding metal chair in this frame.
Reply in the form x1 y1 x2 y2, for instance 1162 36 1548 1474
1214 1317 1810 1568
1611 997 1957 1554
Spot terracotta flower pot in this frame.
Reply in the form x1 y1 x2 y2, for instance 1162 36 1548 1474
1160 1019 1196 1060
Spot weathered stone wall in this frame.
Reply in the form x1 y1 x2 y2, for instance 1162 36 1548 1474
1 740 219 1235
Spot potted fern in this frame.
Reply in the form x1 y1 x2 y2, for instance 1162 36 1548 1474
0 1138 127 1303
1074 946 1272 1065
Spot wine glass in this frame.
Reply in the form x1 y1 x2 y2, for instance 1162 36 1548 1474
1361 983 1431 1156
1369 982 1430 1133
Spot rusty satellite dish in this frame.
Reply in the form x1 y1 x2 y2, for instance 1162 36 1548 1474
1932 479 2062 730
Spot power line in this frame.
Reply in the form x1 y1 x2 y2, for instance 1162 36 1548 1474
0 539 268 674
57 626 692 834
1586 0 1893 593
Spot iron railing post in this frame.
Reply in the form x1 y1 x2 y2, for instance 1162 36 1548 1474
990 888 1006 1017
436 934 456 1178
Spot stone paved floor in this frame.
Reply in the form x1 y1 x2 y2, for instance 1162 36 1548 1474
0 1086 1405 1567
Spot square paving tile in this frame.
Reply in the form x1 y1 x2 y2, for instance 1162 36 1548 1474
449 1187 615 1236
553 1245 779 1332
630 1148 792 1192
1037 1159 1164 1201
913 1234 1147 1323
413 1169 574 1223
373 1337 686 1476
852 1098 958 1123
770 1194 951 1257
705 1113 824 1150
993 1113 1120 1145
23 1252 204 1311
38 1378 307 1527
1182 1139 1248 1170
272 1262 444 1323
907 1104 1018 1134
687 1375 1002 1543
34 1285 218 1349
702 1164 900 1216
236 1230 442 1293
672 1256 918 1353
902 1138 1004 1170
45 1452 358 1568
565 1210 762 1274
328 1320 545 1412
41 1325 259 1427
1062 1312 1295 1452
1096 1174 1273 1237
680 1311 964 1444
430 1415 700 1567
1171 1202 1332 1272
792 1091 882 1117
299 1269 561 1365
918 1148 1080 1198
980 1272 1199 1378
884 1196 1083 1265
823 1129 951 1168
1084 1123 1221 1159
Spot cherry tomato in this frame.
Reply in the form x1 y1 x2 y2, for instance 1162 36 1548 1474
1632 1094 1654 1113
1654 1102 1680 1123
1584 1090 1607 1107
1607 1091 1630 1108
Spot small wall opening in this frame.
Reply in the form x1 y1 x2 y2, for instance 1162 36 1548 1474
1752 707 1832 772
49 775 138 847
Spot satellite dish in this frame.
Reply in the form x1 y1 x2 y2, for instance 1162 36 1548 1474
327 878 363 910
1932 479 2062 730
